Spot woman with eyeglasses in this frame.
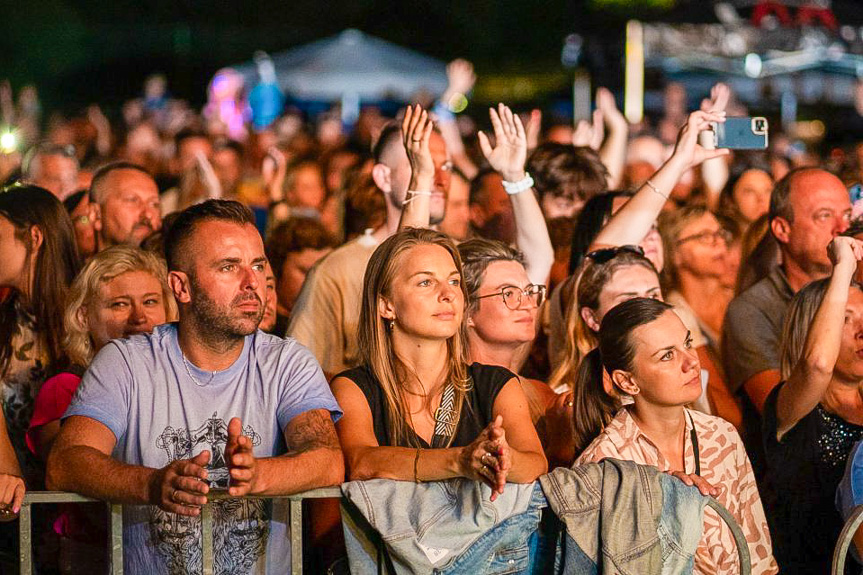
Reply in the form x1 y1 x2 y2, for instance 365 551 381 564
575 297 777 575
331 228 547 496
658 206 742 428
459 238 574 467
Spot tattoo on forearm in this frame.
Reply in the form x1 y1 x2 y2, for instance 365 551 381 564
285 409 340 454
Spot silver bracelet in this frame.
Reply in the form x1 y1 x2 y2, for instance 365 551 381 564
645 179 668 200
502 172 535 195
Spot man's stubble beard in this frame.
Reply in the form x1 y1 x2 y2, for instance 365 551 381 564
187 275 264 346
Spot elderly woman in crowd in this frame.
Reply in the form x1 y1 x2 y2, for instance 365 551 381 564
331 228 546 495
576 297 778 574
761 236 863 574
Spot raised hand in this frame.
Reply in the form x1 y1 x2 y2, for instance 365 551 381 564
225 417 258 497
525 109 542 151
668 110 730 172
263 147 287 203
446 59 476 98
596 87 627 133
700 82 731 114
572 109 604 150
401 104 435 191
828 236 863 272
148 450 211 517
478 103 527 183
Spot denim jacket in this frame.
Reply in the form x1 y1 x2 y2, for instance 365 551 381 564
340 478 544 575
540 459 707 575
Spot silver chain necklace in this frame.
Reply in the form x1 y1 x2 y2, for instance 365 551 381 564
181 353 215 387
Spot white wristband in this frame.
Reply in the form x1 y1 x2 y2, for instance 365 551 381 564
502 173 535 195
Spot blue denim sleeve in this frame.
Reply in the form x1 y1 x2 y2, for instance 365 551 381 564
62 341 132 443
275 340 343 431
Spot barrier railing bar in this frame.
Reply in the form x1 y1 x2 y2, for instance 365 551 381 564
202 502 214 575
290 499 302 575
18 488 343 575
18 502 31 575
109 504 123 575
832 504 863 574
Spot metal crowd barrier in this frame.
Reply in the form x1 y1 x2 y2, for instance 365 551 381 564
833 503 863 574
17 487 342 575
18 489 753 574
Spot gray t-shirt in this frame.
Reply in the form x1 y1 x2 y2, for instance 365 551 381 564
722 266 794 393
64 323 342 575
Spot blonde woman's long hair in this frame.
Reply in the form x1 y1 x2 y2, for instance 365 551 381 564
779 277 843 381
549 251 659 392
358 227 472 447
63 246 178 367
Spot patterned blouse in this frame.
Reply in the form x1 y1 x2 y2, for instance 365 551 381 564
576 407 778 575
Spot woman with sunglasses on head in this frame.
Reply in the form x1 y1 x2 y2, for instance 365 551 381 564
576 297 777 575
550 246 679 457
459 238 574 468
659 206 742 428
331 228 547 496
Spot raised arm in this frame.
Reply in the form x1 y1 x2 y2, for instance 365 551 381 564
698 84 731 209
397 104 436 231
436 59 478 180
590 109 728 251
596 88 629 190
775 237 863 438
479 103 554 284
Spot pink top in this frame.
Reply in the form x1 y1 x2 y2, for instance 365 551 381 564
576 407 778 575
26 372 81 455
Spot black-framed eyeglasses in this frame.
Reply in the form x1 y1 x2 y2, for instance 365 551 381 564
676 229 732 246
476 284 547 310
585 244 644 264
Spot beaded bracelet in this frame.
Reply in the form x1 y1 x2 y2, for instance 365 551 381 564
501 173 535 195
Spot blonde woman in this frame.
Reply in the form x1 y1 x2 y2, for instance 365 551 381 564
331 228 546 498
27 246 176 460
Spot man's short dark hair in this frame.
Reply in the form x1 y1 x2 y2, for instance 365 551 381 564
527 143 608 201
164 199 256 272
89 161 153 204
372 122 403 164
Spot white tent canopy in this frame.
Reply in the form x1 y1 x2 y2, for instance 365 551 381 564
236 29 448 101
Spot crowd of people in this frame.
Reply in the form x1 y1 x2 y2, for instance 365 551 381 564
2 60 863 574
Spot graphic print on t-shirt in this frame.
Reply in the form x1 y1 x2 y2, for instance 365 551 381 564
150 412 268 575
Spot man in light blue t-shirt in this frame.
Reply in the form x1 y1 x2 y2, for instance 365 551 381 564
47 199 344 575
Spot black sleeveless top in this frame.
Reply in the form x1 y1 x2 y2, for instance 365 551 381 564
336 362 514 448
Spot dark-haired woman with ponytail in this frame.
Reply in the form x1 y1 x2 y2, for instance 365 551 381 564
575 297 777 575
